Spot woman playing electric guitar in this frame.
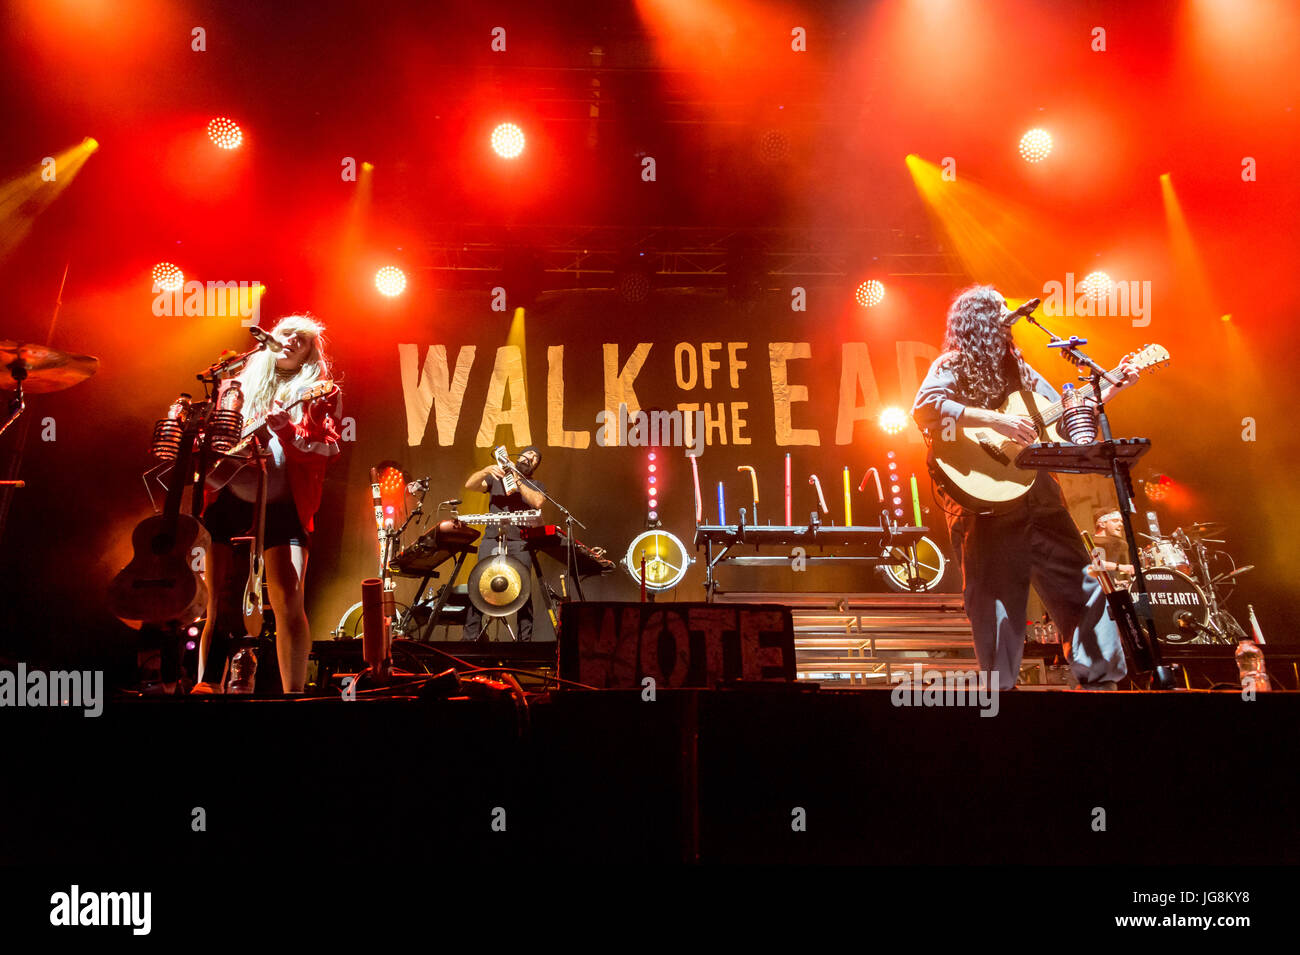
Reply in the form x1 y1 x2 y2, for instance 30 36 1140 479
194 314 342 695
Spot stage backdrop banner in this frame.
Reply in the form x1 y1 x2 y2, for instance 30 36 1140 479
315 287 954 637
559 602 796 689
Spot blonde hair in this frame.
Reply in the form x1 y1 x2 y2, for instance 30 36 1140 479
238 314 330 423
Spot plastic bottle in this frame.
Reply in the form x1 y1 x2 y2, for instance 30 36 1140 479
1234 640 1271 692
227 647 257 695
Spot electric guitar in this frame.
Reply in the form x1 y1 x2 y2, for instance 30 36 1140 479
928 343 1171 511
204 380 338 493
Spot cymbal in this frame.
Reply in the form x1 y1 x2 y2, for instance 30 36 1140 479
0 340 100 394
1183 521 1226 537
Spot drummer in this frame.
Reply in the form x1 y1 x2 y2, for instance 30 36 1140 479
1093 507 1135 586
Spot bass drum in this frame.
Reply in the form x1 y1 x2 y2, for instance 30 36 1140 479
1130 568 1210 645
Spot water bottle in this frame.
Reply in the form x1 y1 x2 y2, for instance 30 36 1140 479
1234 640 1271 692
1061 383 1097 445
227 647 258 695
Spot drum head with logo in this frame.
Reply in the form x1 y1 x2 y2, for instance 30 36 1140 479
1131 568 1209 645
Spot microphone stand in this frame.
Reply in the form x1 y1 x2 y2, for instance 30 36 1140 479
513 467 589 601
1022 313 1179 690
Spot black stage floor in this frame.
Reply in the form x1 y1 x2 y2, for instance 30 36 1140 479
2 686 1295 866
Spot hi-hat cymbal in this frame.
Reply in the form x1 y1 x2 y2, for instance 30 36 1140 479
1184 521 1226 537
0 340 100 393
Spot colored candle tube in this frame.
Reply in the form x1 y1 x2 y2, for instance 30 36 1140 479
717 481 726 525
691 454 703 524
784 453 792 526
843 467 852 527
910 474 922 527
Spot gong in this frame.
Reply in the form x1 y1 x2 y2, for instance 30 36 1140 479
467 553 531 617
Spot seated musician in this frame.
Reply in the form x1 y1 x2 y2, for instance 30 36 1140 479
194 314 341 694
461 446 545 642
1093 506 1135 587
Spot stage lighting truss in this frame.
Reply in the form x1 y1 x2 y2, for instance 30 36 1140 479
624 529 690 592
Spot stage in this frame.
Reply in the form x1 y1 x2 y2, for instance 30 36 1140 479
3 683 1294 866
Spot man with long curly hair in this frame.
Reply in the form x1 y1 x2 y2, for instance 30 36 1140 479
912 285 1138 690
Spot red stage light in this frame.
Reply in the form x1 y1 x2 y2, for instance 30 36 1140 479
855 280 885 308
1019 128 1052 162
491 123 525 159
375 266 407 297
152 262 184 291
207 117 243 150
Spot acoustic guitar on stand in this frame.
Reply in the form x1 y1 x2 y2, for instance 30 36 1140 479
928 343 1170 511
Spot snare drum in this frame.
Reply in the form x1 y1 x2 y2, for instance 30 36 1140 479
1130 568 1210 645
1138 538 1191 575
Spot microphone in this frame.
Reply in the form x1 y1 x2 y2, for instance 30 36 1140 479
1002 297 1041 326
250 327 283 352
440 499 462 509
406 477 430 494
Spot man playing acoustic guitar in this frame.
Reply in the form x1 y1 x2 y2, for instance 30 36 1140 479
912 285 1140 691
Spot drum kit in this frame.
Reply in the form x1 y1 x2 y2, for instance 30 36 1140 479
1131 520 1250 646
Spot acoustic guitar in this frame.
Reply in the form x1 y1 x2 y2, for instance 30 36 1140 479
109 416 211 625
928 343 1171 511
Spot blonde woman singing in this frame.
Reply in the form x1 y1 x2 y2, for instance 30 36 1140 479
194 314 341 695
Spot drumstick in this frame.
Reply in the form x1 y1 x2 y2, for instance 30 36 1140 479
738 466 758 523
808 474 828 515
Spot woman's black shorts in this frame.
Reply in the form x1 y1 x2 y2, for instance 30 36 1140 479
202 488 311 550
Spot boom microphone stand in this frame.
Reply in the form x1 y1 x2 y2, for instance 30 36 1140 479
1021 312 1180 690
